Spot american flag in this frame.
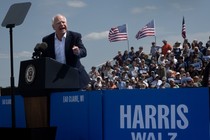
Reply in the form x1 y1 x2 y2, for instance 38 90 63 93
108 24 128 42
135 20 155 40
182 17 186 39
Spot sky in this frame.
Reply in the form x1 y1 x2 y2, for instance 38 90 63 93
0 0 210 87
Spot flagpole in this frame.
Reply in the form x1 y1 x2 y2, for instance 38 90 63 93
154 19 156 44
126 24 130 51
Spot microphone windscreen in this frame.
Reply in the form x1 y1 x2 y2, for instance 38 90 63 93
34 43 41 51
39 42 48 50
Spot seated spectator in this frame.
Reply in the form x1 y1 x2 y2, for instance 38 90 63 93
169 79 179 88
174 72 182 86
185 78 198 88
89 66 100 82
107 80 118 90
93 76 103 90
160 76 170 88
193 75 202 87
150 74 162 89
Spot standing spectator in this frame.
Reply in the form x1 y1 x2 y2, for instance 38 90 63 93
206 36 210 48
122 50 129 62
172 41 182 59
198 41 207 55
150 42 161 61
161 40 173 57
183 38 191 49
113 50 123 67
129 46 136 61
136 46 145 59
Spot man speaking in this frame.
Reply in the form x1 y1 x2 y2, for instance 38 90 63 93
41 14 90 90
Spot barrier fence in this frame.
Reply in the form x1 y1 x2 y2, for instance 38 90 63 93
0 88 209 140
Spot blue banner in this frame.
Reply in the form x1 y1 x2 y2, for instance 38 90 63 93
50 90 103 140
102 88 209 140
0 95 26 127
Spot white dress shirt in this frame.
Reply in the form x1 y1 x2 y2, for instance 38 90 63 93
54 33 66 64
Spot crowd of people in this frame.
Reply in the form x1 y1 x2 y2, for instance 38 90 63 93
86 37 210 90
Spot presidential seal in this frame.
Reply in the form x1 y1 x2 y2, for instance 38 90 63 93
25 64 36 84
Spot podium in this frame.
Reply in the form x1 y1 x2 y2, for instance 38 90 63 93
18 57 79 129
19 57 80 93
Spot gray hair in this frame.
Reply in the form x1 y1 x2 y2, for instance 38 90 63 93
51 14 67 25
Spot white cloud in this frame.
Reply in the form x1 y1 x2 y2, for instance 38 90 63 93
84 31 109 40
67 0 87 8
171 3 193 12
131 6 157 14
0 51 32 59
15 51 32 58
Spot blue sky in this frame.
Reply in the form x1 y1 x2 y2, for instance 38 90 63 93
0 0 210 87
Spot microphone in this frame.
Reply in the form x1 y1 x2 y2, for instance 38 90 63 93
34 42 48 51
34 43 41 51
39 42 48 51
32 42 48 59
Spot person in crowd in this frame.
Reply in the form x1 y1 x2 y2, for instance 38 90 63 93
176 56 187 72
161 40 173 57
192 75 202 87
183 38 191 48
122 50 130 62
174 72 182 87
160 76 170 88
172 41 182 59
107 80 118 89
185 78 198 88
206 36 210 48
150 74 162 89
41 14 90 89
169 79 179 88
136 46 145 59
128 46 136 62
149 41 161 61
89 66 100 82
198 41 207 55
86 37 210 90
156 63 167 78
113 50 123 67
116 77 127 89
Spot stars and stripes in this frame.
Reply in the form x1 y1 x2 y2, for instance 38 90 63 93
135 20 155 40
108 24 128 42
182 16 186 39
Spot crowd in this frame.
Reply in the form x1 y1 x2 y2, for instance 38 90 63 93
85 37 210 91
